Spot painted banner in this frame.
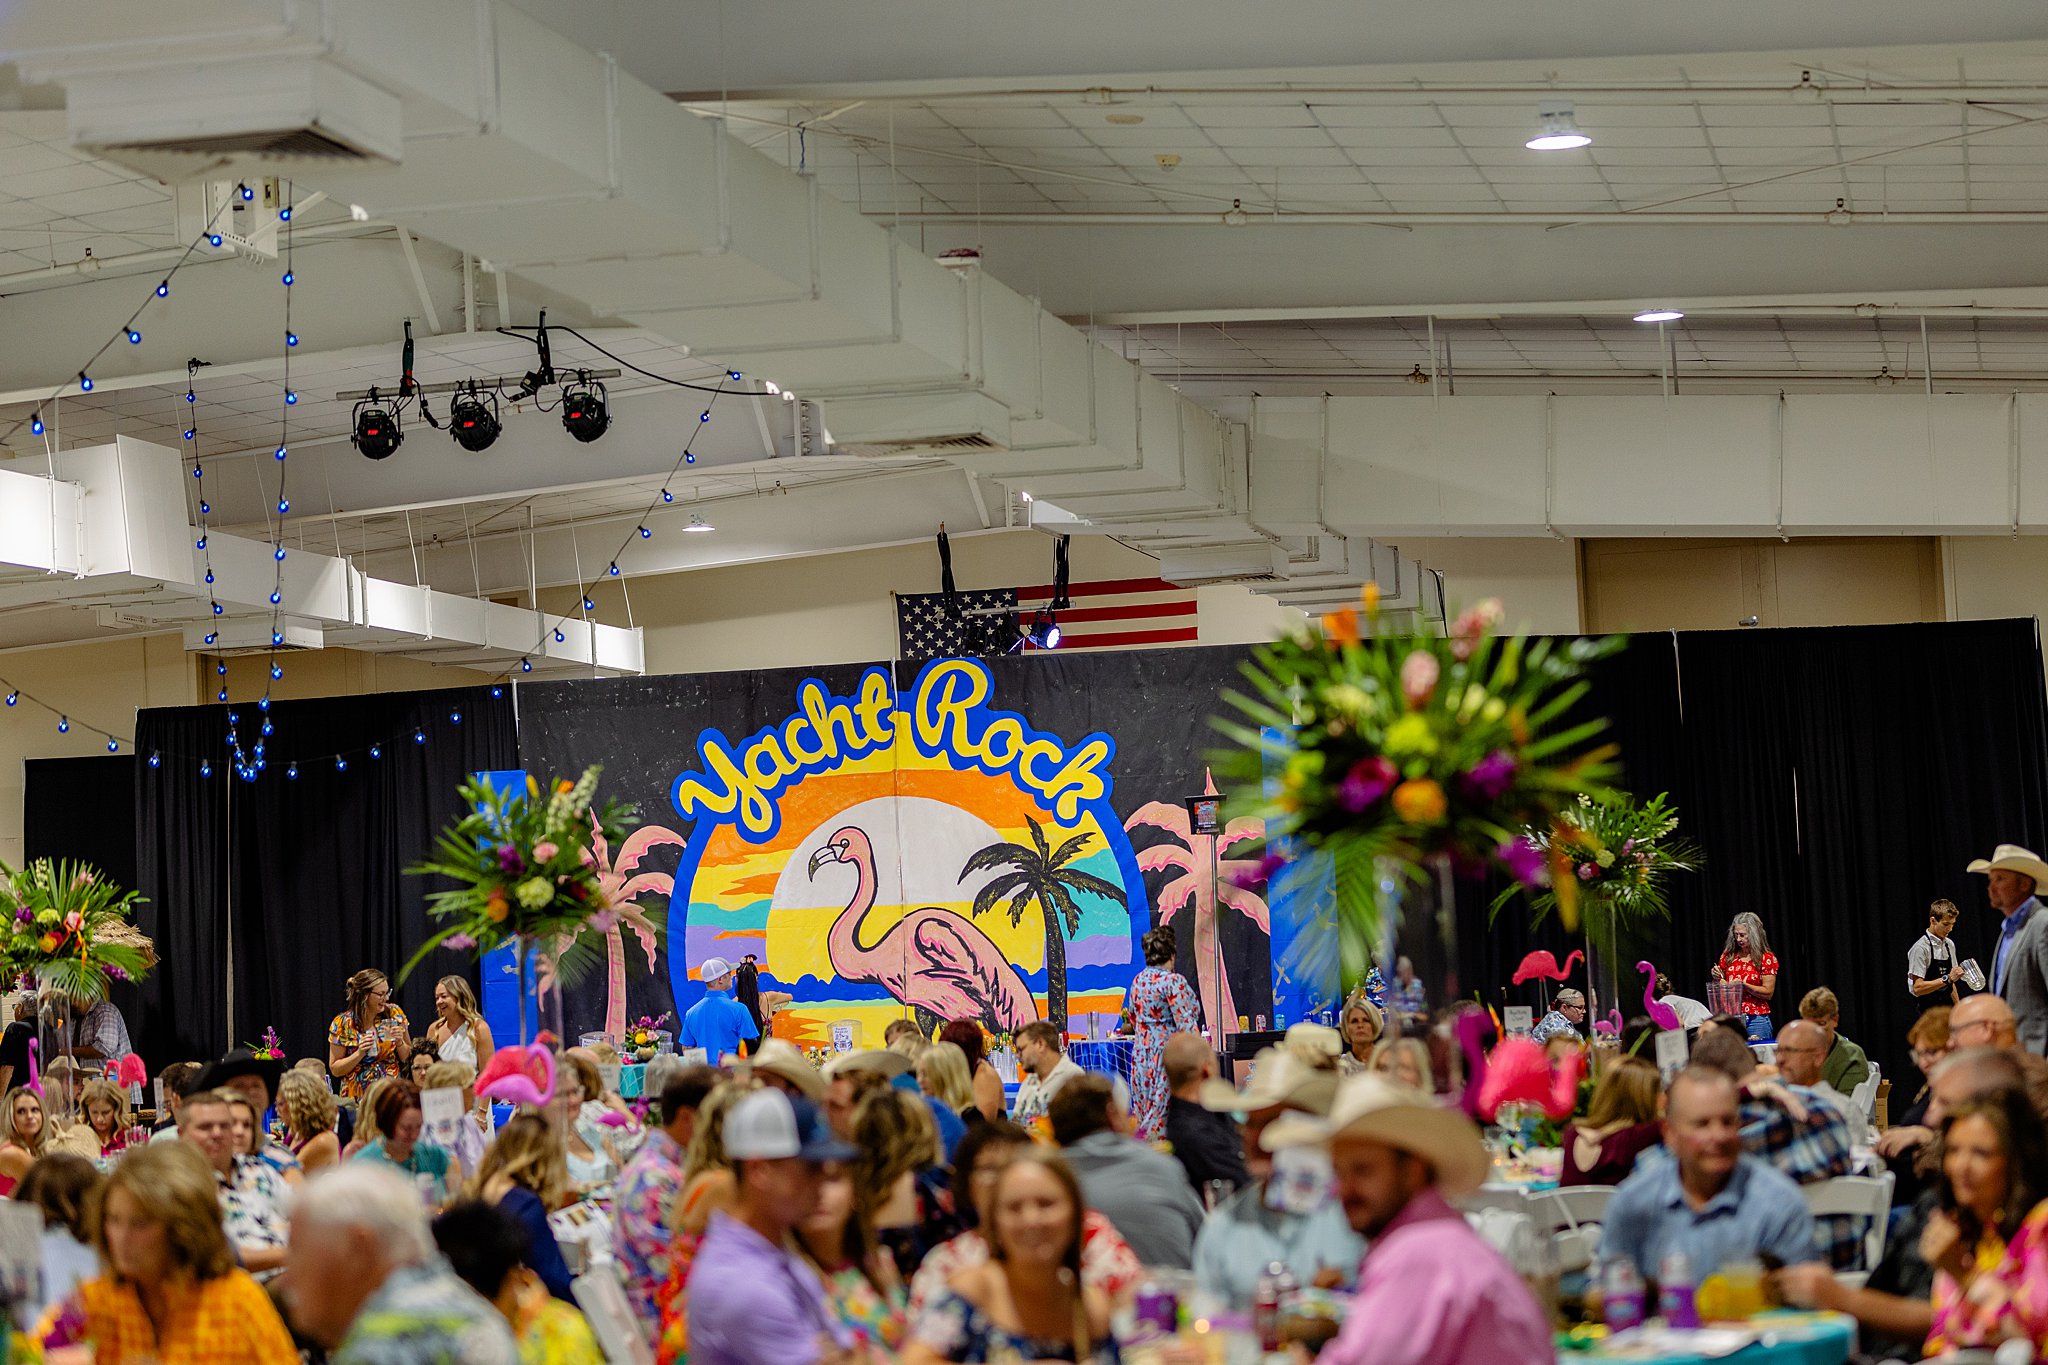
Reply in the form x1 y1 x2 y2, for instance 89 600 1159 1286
514 647 1278 1050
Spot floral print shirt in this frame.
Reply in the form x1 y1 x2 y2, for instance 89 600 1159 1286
329 1003 411 1103
907 1214 1143 1320
613 1128 686 1331
1927 1202 2048 1358
219 1156 292 1281
77 1268 298 1365
332 1258 519 1365
1717 952 1779 1017
817 1262 908 1352
913 1289 1120 1365
516 1295 606 1365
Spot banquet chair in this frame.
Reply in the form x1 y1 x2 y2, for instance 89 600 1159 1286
1848 1064 1881 1125
1528 1186 1616 1273
1800 1172 1894 1287
1458 1185 1532 1217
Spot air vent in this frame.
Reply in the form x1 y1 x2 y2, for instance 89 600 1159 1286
99 127 375 161
1158 542 1291 586
837 433 1006 459
180 621 324 656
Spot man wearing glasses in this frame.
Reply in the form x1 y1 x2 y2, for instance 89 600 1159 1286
1531 988 1587 1043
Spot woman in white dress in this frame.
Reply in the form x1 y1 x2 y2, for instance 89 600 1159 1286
426 975 495 1132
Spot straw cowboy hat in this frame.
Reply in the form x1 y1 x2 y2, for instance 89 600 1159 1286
745 1038 826 1101
1968 844 2048 887
821 1048 913 1082
1199 1044 1339 1116
1262 1072 1490 1198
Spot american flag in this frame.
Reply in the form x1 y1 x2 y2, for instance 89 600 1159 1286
897 577 1199 659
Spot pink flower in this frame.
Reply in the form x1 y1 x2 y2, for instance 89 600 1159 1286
1497 838 1547 888
587 910 618 934
445 933 476 950
62 911 82 933
1399 650 1440 707
1337 756 1399 813
1576 863 1597 881
1458 750 1518 801
1449 598 1505 660
532 841 559 863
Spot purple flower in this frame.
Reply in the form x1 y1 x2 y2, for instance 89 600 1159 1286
1621 838 1636 855
495 844 524 874
1458 750 1518 801
1337 756 1399 813
106 965 129 982
1497 838 1547 888
445 933 476 950
1230 851 1287 888
1576 862 1597 882
12 909 27 925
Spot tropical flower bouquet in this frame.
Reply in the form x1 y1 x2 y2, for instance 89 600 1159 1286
1211 590 1621 947
403 766 640 991
0 858 154 1001
627 1011 672 1063
245 1026 286 1061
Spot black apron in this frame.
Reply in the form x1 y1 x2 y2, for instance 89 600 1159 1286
1915 931 1956 1008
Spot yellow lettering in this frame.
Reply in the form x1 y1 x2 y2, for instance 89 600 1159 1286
1038 739 1113 823
856 671 898 748
745 732 797 791
913 660 988 752
782 712 823 767
804 680 862 760
979 716 1023 770
674 740 775 836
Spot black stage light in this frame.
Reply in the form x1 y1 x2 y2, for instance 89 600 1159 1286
448 386 501 453
1021 608 1061 650
560 376 610 444
351 396 403 460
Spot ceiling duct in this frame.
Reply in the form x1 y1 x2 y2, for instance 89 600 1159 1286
1158 541 1291 586
175 618 324 656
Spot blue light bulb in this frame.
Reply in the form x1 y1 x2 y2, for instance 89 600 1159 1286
218 688 228 701
239 183 253 201
106 739 117 752
521 659 532 673
700 411 711 423
30 416 41 435
201 761 211 777
275 547 287 562
185 390 195 403
639 525 651 539
212 602 224 616
205 572 214 585
261 720 272 736
208 234 222 248
269 591 281 604
450 710 461 724
335 757 346 771
370 745 381 759
149 753 160 769
78 373 92 392
195 536 206 549
491 687 503 698
554 629 564 642
275 445 287 460
413 729 425 744
3 693 14 706
281 271 293 286
270 664 282 680
285 390 297 405
56 717 68 733
126 329 140 344
198 501 209 514
258 697 269 711
729 371 742 381
272 632 282 646
286 332 298 347
608 562 620 576
287 763 297 779
280 207 292 222
685 453 695 464
582 598 594 611
662 490 674 503
156 282 169 298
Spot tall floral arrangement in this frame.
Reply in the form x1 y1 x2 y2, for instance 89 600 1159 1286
0 858 153 1002
1212 591 1621 948
403 766 638 987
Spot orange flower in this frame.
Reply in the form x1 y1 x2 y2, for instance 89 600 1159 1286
485 892 510 924
1390 778 1447 825
555 779 573 795
36 933 60 953
1361 581 1382 615
1322 608 1361 647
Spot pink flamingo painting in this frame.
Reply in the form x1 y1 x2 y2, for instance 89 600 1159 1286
1638 961 1683 1032
1511 948 1583 986
808 825 1039 1037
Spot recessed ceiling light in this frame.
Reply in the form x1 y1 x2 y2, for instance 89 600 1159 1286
1105 113 1145 125
1526 104 1592 152
683 513 715 533
1633 309 1685 323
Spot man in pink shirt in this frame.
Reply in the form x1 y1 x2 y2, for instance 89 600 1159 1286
1268 1074 1555 1365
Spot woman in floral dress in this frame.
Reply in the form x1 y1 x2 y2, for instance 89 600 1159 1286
1923 1089 2048 1358
327 968 411 1106
1126 927 1200 1140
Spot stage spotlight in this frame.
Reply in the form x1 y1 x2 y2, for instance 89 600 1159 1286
351 396 403 460
560 376 610 444
448 386 501 453
1022 609 1061 650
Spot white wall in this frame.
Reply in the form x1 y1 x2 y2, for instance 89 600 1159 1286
1387 537 1583 635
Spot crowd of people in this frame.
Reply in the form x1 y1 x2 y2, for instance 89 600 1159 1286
15 848 2048 1363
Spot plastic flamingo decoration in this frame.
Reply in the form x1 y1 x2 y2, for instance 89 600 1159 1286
476 1044 555 1108
1511 949 1584 985
1639 961 1683 1031
1591 1008 1624 1038
809 826 1037 1037
1457 1010 1584 1122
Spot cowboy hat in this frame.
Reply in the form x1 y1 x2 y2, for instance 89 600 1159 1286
822 1048 913 1081
1199 1045 1339 1116
1967 844 2048 887
194 1048 284 1103
1282 1022 1342 1062
745 1038 825 1101
1261 1072 1490 1198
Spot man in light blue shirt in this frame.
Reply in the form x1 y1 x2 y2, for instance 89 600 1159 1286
679 956 759 1062
1603 1067 1819 1282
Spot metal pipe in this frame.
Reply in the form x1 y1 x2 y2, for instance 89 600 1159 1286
865 210 2048 227
679 81 2048 108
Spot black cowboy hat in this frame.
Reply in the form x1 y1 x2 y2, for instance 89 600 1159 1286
194 1048 284 1101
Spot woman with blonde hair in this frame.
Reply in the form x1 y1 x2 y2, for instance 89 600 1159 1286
655 1079 756 1365
275 1068 340 1174
1337 992 1384 1075
856 1085 957 1279
1559 1055 1662 1187
471 1112 576 1301
918 1042 978 1124
327 967 410 1105
550 1049 618 1190
341 1076 393 1161
427 974 495 1077
0 1085 50 1190
1369 1037 1434 1094
75 1141 297 1362
80 1077 136 1161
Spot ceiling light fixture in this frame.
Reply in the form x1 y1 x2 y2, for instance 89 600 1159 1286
1525 105 1592 152
1633 309 1684 324
1407 364 1431 384
448 385 502 453
1222 198 1249 226
683 513 715 533
1105 113 1145 125
1020 609 1062 651
351 392 403 460
559 375 610 444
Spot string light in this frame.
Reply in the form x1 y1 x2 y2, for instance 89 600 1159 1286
149 753 160 769
77 373 92 392
56 717 68 733
126 330 141 345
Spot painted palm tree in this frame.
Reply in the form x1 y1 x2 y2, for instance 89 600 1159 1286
961 816 1126 1033
538 814 683 1038
1125 773 1269 1032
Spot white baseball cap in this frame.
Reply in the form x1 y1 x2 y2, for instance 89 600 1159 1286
723 1087 857 1162
698 956 735 985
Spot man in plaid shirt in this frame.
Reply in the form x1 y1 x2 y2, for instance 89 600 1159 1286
1692 1029 1861 1269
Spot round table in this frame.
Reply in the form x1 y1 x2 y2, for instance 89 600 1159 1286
1564 1312 1853 1365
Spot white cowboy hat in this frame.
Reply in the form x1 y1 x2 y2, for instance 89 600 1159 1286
1967 844 2048 887
1261 1072 1490 1198
1199 1045 1339 1116
746 1038 826 1102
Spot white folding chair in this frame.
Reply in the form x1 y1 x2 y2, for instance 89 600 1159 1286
1528 1185 1615 1232
1459 1185 1532 1217
574 1268 655 1365
1801 1172 1895 1287
1849 1063 1881 1124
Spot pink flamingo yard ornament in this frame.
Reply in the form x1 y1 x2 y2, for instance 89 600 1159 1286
1456 1009 1583 1122
1511 949 1583 985
1638 961 1683 1032
809 825 1039 1037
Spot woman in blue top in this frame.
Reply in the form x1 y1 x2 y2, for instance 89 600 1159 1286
472 1113 578 1301
349 1080 451 1203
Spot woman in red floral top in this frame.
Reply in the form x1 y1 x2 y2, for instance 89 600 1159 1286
1711 912 1780 1041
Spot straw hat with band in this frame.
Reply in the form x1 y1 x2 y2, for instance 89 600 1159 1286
1968 844 2048 888
1199 1045 1339 1117
1261 1072 1490 1198
746 1038 826 1101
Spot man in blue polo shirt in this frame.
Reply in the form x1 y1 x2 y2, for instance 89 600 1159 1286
680 957 759 1062
1603 1066 1819 1282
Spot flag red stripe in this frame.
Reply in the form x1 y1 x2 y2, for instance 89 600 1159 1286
1017 576 1184 601
1044 625 1201 649
1021 600 1195 626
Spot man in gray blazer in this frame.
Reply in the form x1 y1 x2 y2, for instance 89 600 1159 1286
1973 843 2048 1054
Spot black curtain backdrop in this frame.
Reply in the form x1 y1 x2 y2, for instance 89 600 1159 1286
1459 619 2048 1091
133 686 515 1071
25 756 145 1036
